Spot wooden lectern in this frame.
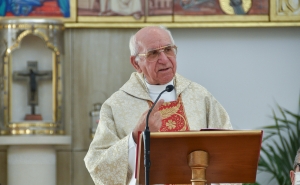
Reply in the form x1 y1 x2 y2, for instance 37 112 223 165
136 130 263 184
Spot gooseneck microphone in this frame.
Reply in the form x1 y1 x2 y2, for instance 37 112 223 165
143 84 174 185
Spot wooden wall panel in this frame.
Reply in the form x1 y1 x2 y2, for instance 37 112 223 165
0 151 7 185
57 151 71 185
67 29 136 150
65 28 136 184
73 151 94 185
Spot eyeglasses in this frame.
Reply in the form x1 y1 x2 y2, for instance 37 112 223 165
137 45 177 61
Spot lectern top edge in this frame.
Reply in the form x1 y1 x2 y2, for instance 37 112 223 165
150 130 262 138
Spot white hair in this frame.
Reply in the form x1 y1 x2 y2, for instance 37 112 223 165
129 25 175 62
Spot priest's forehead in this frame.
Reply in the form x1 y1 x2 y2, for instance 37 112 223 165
135 26 174 51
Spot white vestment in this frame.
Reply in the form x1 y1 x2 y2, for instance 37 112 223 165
84 72 239 185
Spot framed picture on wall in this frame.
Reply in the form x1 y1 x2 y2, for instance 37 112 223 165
174 0 269 23
0 0 77 22
270 0 300 21
146 0 173 23
77 0 146 23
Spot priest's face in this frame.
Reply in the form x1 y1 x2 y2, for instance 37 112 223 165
131 27 177 85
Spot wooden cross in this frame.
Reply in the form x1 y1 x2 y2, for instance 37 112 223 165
13 61 52 116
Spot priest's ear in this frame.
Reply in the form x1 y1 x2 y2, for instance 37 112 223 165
130 56 142 73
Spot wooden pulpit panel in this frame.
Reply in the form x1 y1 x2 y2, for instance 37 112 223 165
136 130 262 184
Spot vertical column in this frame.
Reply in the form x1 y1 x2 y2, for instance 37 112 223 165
188 151 208 185
7 145 56 185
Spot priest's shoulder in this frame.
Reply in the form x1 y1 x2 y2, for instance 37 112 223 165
187 81 212 97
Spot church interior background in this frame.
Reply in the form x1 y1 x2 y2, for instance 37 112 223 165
1 0 300 185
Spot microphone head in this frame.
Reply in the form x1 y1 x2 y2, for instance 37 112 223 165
165 85 174 92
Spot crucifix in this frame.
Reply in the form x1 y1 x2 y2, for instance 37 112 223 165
13 61 52 120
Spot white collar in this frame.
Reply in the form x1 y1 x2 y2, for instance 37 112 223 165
145 79 174 93
145 79 176 102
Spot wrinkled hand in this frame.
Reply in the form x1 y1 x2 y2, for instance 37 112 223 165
133 99 164 143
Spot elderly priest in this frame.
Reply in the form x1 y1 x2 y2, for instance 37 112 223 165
84 25 240 185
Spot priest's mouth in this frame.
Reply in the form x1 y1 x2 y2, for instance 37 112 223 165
158 68 170 72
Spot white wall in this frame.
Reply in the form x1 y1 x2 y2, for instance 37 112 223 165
171 27 300 184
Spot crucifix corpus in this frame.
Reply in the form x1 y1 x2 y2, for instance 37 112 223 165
13 61 52 121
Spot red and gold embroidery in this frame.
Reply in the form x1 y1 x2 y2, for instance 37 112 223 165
148 96 190 132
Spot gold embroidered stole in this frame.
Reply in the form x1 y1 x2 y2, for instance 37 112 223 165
148 96 190 132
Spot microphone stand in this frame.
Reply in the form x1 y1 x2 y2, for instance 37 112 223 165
143 85 174 185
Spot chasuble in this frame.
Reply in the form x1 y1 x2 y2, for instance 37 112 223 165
84 72 233 185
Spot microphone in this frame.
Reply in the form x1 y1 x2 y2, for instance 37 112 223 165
143 84 174 185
